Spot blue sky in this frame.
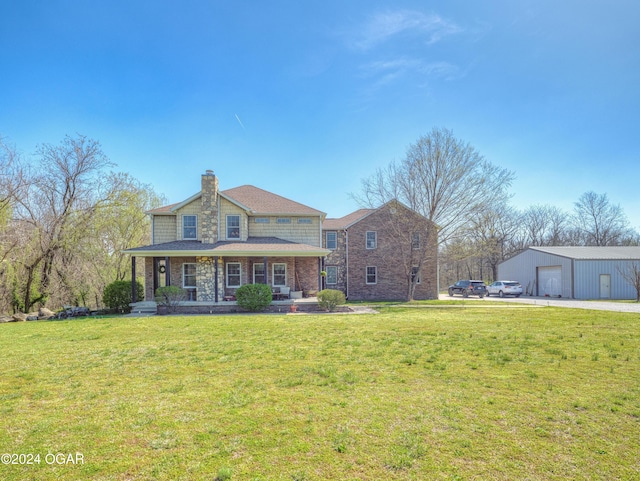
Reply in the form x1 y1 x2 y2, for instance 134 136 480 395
2 1 639 226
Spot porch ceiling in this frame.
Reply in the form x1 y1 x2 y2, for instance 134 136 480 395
124 237 330 258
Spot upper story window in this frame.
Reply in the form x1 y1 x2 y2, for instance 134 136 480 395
254 217 270 224
366 231 377 249
412 232 420 250
326 232 337 250
183 215 197 240
277 218 291 224
227 215 240 239
298 218 312 224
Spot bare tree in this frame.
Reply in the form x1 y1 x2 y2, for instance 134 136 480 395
372 201 438 301
519 204 571 246
12 135 114 311
355 127 515 245
467 204 521 281
572 191 635 246
617 262 640 302
0 137 27 242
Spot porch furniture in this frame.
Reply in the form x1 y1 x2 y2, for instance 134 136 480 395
272 287 290 300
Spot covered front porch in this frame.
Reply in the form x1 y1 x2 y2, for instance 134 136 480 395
125 238 331 304
129 295 333 315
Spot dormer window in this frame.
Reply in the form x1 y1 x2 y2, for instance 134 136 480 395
227 215 240 239
183 215 197 240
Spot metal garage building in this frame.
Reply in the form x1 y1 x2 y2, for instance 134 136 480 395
498 246 640 299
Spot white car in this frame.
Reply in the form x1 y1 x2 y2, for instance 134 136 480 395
487 281 522 298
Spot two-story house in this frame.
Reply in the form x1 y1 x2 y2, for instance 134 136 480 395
125 171 438 304
125 170 330 303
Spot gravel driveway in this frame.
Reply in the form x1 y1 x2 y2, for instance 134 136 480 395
439 294 640 314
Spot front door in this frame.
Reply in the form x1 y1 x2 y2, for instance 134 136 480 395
153 258 168 294
599 274 611 299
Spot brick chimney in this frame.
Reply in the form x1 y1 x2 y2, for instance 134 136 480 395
201 170 219 244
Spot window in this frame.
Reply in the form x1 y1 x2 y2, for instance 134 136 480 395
326 266 337 285
366 266 377 284
298 218 312 224
326 231 337 250
277 218 291 224
411 266 421 284
412 232 420 250
183 263 197 287
272 263 286 286
253 263 265 284
183 215 197 240
226 262 241 287
254 217 270 224
227 215 240 239
366 231 377 249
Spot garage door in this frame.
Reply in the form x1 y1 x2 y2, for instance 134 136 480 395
538 266 562 297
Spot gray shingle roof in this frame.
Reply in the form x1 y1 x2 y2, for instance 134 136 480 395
323 209 376 230
147 185 326 217
124 237 330 257
221 185 325 216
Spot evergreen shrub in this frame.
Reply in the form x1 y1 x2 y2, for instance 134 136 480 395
235 284 272 312
102 280 144 313
317 289 346 312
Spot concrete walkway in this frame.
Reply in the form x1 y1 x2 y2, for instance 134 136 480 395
439 294 640 314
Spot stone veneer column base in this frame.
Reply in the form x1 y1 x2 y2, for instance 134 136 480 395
196 256 225 301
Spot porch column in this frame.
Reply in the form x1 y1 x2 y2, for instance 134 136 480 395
165 256 171 286
318 257 323 290
263 257 268 284
131 257 137 303
214 257 219 303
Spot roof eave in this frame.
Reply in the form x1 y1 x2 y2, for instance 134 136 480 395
123 248 331 258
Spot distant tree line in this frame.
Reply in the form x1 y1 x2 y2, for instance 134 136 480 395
356 127 640 290
2 130 637 311
0 134 165 314
439 191 639 285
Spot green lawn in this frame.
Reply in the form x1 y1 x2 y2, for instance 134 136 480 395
1 306 639 480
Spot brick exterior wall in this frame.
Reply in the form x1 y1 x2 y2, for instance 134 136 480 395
144 257 154 301
344 204 438 301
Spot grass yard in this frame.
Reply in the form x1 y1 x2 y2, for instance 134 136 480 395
1 305 639 480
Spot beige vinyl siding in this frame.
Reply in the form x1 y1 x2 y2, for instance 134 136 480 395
175 199 202 240
249 216 321 246
220 198 248 241
153 216 177 244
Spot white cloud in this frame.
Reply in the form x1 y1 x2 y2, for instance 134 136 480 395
352 9 462 50
361 57 462 85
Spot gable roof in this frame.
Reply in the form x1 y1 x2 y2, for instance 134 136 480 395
147 185 325 217
222 185 325 217
146 202 181 215
323 209 376 230
530 246 640 260
324 200 432 231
